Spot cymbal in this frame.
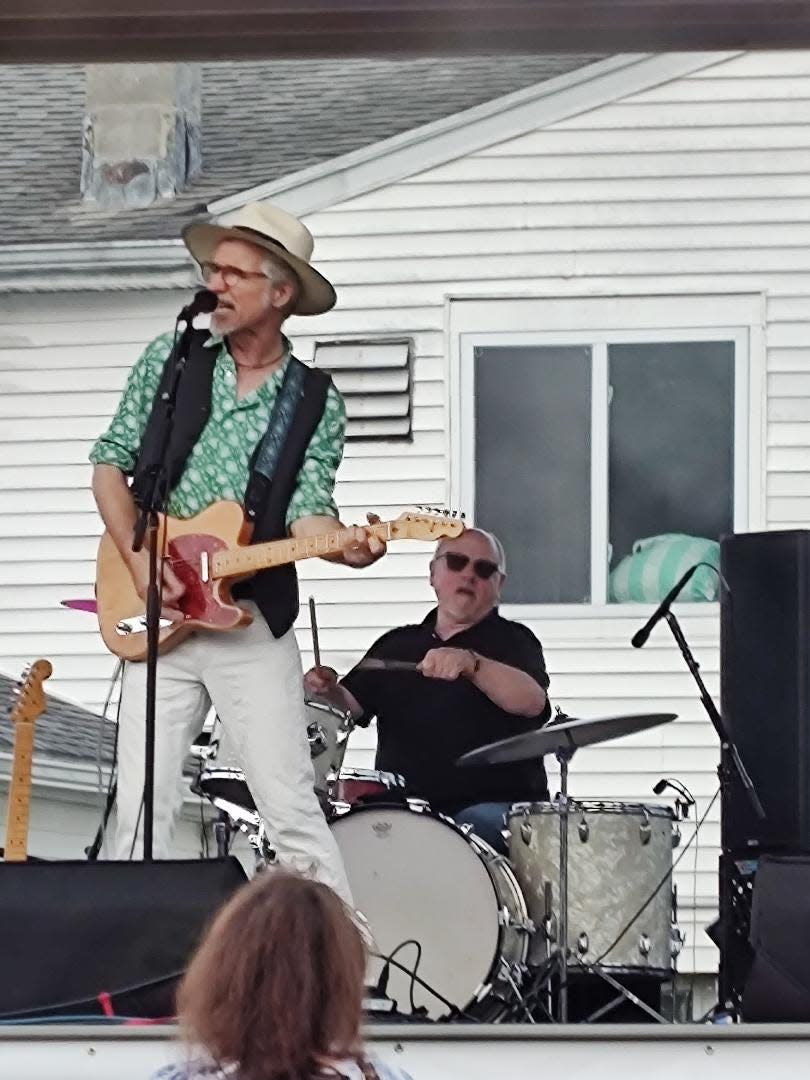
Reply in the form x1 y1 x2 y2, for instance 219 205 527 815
457 712 677 767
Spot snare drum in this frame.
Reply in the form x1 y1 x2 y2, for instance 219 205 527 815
507 799 679 974
192 765 261 829
331 802 530 1020
328 767 405 806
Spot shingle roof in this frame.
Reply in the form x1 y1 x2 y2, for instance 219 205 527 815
0 671 116 766
2 55 599 247
0 672 209 779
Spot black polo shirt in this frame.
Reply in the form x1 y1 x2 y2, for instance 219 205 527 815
340 607 552 814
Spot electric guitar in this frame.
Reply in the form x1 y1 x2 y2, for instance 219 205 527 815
3 659 52 862
96 502 464 662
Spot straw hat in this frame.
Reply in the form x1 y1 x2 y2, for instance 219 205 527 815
182 202 336 316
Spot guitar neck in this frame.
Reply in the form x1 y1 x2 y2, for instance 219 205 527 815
212 521 393 580
4 722 34 862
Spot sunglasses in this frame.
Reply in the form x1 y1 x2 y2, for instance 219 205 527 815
437 552 501 580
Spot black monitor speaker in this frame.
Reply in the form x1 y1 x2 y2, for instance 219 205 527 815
742 854 810 1022
0 857 247 1019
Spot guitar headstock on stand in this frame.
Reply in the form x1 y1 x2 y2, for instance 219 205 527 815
9 660 52 726
4 659 52 862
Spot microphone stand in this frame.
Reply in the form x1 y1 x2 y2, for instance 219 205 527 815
662 609 765 1020
663 610 765 822
130 312 199 860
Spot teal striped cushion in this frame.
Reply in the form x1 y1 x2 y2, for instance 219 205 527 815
609 534 720 603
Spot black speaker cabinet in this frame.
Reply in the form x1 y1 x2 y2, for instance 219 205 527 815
0 857 246 1019
742 854 810 1022
720 530 810 852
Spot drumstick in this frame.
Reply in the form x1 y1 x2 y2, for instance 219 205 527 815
308 596 321 668
356 659 420 673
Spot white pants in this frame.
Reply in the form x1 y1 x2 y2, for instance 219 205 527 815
111 602 353 906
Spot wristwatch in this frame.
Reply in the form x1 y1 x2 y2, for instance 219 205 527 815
466 650 481 677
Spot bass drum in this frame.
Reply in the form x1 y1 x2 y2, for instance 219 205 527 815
331 803 530 1020
507 800 679 974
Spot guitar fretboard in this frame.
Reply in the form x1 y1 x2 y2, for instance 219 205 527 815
212 521 394 580
4 722 34 862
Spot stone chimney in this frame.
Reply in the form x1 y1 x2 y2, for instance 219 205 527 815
81 63 201 209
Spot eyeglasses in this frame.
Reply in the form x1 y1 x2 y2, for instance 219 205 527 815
437 552 501 580
200 261 268 288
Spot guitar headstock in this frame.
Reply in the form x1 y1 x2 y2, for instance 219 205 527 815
391 507 465 541
10 659 52 727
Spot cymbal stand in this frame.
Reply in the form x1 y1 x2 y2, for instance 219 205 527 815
520 739 575 1021
556 743 573 1023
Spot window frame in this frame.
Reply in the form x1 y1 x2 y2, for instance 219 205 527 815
449 294 765 617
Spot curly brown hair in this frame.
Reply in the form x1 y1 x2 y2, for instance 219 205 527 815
177 870 367 1080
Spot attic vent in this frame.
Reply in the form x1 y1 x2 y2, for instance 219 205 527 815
314 339 412 441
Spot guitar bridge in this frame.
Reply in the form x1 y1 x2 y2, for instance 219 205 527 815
115 616 174 636
200 551 210 583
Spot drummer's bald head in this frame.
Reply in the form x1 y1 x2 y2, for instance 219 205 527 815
433 529 507 574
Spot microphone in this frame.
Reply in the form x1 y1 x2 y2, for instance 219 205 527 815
630 564 700 649
653 776 696 819
179 289 217 323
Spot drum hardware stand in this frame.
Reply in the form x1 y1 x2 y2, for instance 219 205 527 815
199 793 277 871
578 964 670 1024
213 810 233 858
246 820 277 871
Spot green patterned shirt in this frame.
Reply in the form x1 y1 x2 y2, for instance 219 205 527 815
89 331 345 525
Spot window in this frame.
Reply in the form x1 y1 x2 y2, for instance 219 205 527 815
455 298 756 609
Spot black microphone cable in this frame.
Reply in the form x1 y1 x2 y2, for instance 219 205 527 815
369 947 481 1023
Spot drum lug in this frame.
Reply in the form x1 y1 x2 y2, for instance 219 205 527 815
672 821 682 848
520 820 532 845
577 816 589 843
497 905 513 928
543 912 558 944
307 722 327 756
638 933 652 958
639 808 651 845
577 931 590 956
503 908 535 935
458 822 475 835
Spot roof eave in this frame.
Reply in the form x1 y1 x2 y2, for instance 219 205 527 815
0 238 195 293
210 51 741 219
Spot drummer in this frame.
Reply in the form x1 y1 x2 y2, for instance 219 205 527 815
304 528 552 853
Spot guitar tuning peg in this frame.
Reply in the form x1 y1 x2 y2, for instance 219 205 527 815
460 512 466 520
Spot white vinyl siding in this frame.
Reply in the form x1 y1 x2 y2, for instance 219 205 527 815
3 50 810 970
302 50 810 974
